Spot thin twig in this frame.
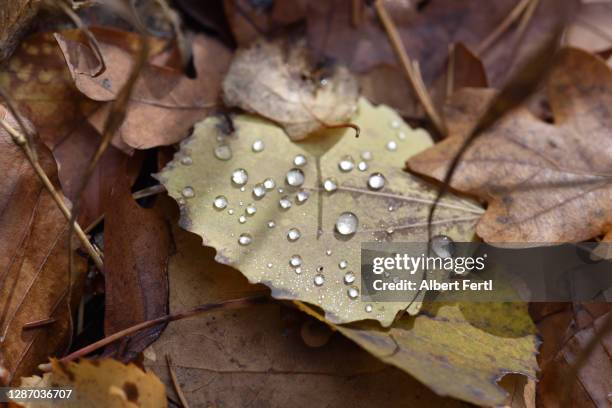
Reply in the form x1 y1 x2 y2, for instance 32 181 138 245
476 0 532 56
0 118 104 270
22 318 57 330
374 0 447 136
166 355 191 408
54 295 268 365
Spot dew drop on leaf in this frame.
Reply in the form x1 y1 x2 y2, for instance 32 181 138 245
335 212 358 236
213 195 228 210
267 220 276 228
263 178 276 190
313 274 325 286
296 190 309 204
231 168 249 186
279 196 292 210
343 271 355 284
238 233 252 246
386 141 398 151
289 255 302 267
252 139 265 152
338 155 355 172
322 178 338 192
180 156 193 165
293 154 307 167
214 145 232 160
358 161 368 171
367 173 386 190
252 183 266 199
239 215 247 224
286 168 305 187
431 235 456 259
287 228 301 242
347 286 359 299
181 186 195 198
361 150 373 161
364 304 373 313
245 204 257 216
338 260 348 269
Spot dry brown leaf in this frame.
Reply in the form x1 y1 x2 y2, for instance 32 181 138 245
0 106 86 385
566 1 612 53
0 0 40 62
222 38 359 140
103 163 172 362
407 48 612 242
15 358 166 407
56 27 232 150
534 303 612 407
144 225 467 408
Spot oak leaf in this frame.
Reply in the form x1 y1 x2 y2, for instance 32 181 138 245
157 98 482 326
408 48 612 242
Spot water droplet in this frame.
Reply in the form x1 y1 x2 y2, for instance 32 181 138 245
279 196 292 210
358 161 368 171
343 271 355 284
180 156 193 165
263 178 276 190
286 168 305 187
267 220 276 228
278 187 285 193
294 267 303 274
398 131 407 140
252 139 265 152
240 187 246 192
213 195 228 210
335 212 359 236
238 233 252 246
252 183 266 199
245 204 256 216
238 215 247 224
293 154 307 167
177 197 186 206
325 249 332 256
386 141 398 151
313 274 325 286
228 209 235 215
296 190 309 204
361 151 373 161
239 201 244 206
181 186 195 198
267 263 273 268
390 120 400 129
338 155 355 172
287 228 301 242
431 235 455 259
338 260 348 269
347 287 359 299
388 206 394 212
289 255 302 267
323 178 338 192
365 304 373 313
367 173 386 190
231 168 248 186
214 145 232 160
386 227 395 235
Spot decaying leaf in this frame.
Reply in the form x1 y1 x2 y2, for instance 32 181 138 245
56 27 232 150
0 106 86 384
156 98 482 326
144 224 468 408
15 358 166 408
408 48 612 242
299 300 539 407
222 38 359 140
0 0 40 62
103 164 171 362
566 1 612 54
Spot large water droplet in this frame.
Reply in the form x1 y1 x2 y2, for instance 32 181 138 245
287 228 301 242
252 139 265 152
279 196 292 210
289 255 302 267
431 235 455 259
313 274 325 286
238 233 252 246
286 168 305 187
263 178 276 190
367 173 386 190
231 168 249 186
245 204 256 216
180 156 193 165
252 183 266 199
293 154 307 167
343 271 355 284
181 186 195 198
338 155 355 172
335 212 359 236
386 141 398 151
296 190 309 204
322 178 338 192
213 195 228 210
214 145 232 160
347 287 359 299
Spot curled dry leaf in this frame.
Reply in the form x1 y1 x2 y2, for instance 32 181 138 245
222 38 359 140
0 107 86 384
156 98 482 326
55 27 232 150
299 298 538 407
145 225 467 408
408 48 612 242
14 358 166 408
